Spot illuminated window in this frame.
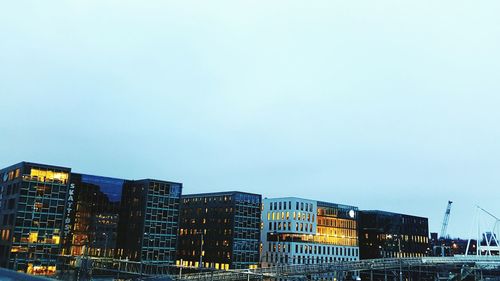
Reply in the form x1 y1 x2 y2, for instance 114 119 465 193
29 232 38 243
30 168 68 183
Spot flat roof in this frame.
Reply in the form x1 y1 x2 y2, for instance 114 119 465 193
183 191 261 198
361 210 428 220
263 196 358 209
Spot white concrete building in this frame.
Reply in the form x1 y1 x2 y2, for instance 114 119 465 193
261 197 359 267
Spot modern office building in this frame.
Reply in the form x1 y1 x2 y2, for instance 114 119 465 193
0 161 182 275
0 162 70 275
63 173 128 258
261 197 359 267
115 179 182 263
358 210 429 259
64 175 182 264
177 191 261 270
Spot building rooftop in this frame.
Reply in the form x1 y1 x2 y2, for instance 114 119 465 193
183 190 261 198
264 196 358 210
361 210 428 220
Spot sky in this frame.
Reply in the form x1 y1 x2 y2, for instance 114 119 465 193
1 1 499 238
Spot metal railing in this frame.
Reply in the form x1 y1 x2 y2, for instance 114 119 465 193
83 256 500 281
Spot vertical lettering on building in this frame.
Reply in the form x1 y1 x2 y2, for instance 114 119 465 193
64 183 75 236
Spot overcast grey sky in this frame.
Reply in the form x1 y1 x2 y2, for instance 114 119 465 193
1 1 499 237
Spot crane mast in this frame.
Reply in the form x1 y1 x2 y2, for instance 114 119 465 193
440 200 453 239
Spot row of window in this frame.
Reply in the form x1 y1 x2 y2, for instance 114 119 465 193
176 260 230 270
267 242 358 256
1 168 21 183
267 211 315 222
376 234 429 243
317 217 356 229
268 221 315 233
268 201 314 212
183 195 233 204
265 254 357 265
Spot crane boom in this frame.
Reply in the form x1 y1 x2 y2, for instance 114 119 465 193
440 200 453 239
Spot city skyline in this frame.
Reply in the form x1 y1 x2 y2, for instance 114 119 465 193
0 160 488 240
2 1 500 239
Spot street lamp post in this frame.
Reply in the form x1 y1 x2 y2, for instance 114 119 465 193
386 234 402 281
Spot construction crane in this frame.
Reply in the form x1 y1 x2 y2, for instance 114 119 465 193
440 200 453 239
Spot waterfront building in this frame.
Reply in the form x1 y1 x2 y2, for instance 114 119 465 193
0 161 182 275
63 173 128 258
0 162 70 275
65 175 182 264
177 191 261 270
115 179 182 263
358 210 429 259
261 197 359 267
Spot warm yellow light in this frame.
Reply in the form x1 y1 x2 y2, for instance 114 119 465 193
29 232 38 243
30 169 68 183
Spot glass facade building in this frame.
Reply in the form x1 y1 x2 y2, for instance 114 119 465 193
177 192 261 270
64 176 182 264
116 179 182 263
0 162 70 275
358 210 429 259
63 174 129 258
0 161 182 275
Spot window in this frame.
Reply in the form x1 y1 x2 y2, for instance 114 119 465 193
29 232 38 243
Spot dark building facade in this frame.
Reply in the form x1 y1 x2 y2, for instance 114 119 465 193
66 177 182 263
358 210 429 259
0 161 182 275
177 192 261 270
115 179 182 263
63 173 128 258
